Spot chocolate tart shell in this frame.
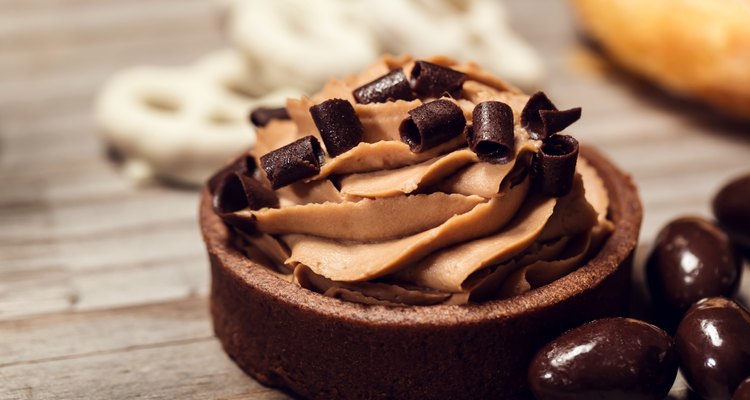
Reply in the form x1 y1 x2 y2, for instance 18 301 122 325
200 145 642 400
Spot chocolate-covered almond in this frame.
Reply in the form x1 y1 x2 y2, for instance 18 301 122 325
528 318 677 400
646 217 742 315
676 297 750 400
734 377 750 400
713 174 750 250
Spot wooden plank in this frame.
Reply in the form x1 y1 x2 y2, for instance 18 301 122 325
0 251 208 320
0 0 746 398
0 339 287 400
0 298 210 366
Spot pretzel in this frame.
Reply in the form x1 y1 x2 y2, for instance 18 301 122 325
95 50 300 186
225 0 381 94
222 0 543 90
361 0 543 89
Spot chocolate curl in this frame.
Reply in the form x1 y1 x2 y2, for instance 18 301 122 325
352 68 415 104
212 171 279 231
206 152 256 194
260 135 325 189
533 135 579 197
399 99 466 153
410 60 467 98
250 107 290 127
521 92 582 140
467 101 515 164
539 108 581 136
310 98 364 157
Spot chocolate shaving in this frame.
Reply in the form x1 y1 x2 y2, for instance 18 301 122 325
467 101 515 164
533 135 579 197
212 171 279 231
250 107 290 127
539 108 582 137
410 60 467 98
260 135 326 189
206 152 256 194
521 92 582 140
352 68 415 104
310 98 364 157
399 99 466 153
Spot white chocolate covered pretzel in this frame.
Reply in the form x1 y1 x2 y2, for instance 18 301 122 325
225 0 382 94
223 0 543 90
361 0 544 89
95 50 299 186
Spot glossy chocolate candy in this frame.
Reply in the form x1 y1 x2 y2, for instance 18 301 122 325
646 217 742 315
734 377 750 400
713 174 750 251
528 318 677 400
676 297 750 400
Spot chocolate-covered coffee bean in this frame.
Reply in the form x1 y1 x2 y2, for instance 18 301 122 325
646 216 742 315
528 317 677 400
734 377 750 400
676 297 750 400
713 174 750 251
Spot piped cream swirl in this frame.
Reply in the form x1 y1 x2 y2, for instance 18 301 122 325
232 55 613 306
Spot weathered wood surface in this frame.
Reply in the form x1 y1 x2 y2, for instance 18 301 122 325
0 0 748 398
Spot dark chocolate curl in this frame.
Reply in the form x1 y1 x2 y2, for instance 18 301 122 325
352 68 415 104
250 107 290 127
468 101 515 164
399 99 466 153
206 152 256 194
521 92 556 140
410 60 467 98
260 136 325 189
309 98 364 157
213 172 279 214
521 92 582 140
533 135 579 197
212 171 279 232
539 107 582 137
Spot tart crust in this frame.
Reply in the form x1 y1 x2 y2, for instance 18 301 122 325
200 145 642 399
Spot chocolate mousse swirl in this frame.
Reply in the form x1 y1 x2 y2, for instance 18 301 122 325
210 55 613 306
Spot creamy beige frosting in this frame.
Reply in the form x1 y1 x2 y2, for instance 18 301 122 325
232 55 613 306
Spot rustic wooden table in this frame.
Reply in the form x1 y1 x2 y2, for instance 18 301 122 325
1 0 748 399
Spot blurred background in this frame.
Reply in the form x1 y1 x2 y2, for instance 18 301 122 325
1 0 748 398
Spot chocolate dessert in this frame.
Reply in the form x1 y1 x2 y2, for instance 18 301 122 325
200 56 642 399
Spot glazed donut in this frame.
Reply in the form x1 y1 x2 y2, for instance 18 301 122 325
225 0 381 93
572 0 750 118
361 0 544 89
95 50 299 186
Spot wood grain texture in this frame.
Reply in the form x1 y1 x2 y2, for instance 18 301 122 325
0 0 748 398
